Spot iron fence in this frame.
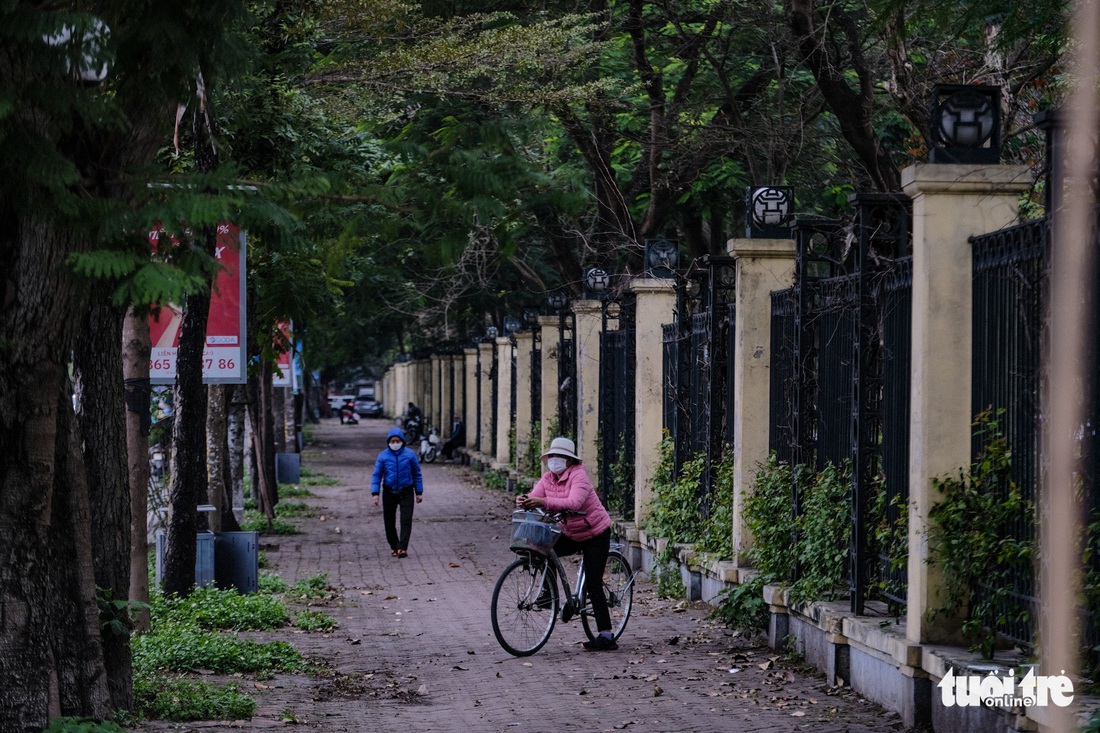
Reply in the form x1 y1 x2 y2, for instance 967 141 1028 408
599 295 636 519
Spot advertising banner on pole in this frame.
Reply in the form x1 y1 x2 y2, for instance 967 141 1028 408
272 321 295 390
149 223 248 385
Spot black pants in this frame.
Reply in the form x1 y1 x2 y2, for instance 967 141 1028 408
554 528 612 632
442 438 462 459
382 486 416 551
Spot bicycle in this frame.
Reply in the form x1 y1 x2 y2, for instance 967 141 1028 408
490 509 635 657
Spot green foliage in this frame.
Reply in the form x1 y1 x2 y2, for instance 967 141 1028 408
527 420 543 479
289 573 336 602
713 575 769 633
132 677 257 722
642 436 706 546
483 468 509 492
294 609 338 632
873 479 909 605
654 560 687 600
133 625 304 676
271 500 317 518
928 410 1034 658
259 571 290 594
151 586 289 631
604 435 635 521
791 462 852 605
299 467 338 487
97 586 147 639
44 719 126 733
743 454 797 584
695 452 734 559
240 511 301 535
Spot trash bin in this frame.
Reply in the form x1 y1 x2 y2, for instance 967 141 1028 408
214 531 259 593
275 452 300 484
155 530 215 589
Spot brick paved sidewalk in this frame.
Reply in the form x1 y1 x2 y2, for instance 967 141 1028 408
133 419 915 733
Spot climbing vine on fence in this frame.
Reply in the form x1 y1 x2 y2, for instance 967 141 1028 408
928 409 1034 659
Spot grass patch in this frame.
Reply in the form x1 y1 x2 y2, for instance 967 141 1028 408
151 586 289 631
44 719 126 733
289 573 337 602
279 484 317 497
271 501 317 518
259 571 289 594
300 467 339 487
133 625 305 676
240 512 301 535
132 676 257 721
294 609 338 632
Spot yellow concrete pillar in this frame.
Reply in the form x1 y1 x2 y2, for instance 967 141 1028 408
728 238 797 565
902 163 1031 644
430 355 442 431
573 300 603 489
463 347 479 450
477 342 495 457
495 336 513 467
630 278 677 522
514 331 534 475
537 315 561 455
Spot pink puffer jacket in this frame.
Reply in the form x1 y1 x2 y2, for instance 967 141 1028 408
529 463 611 542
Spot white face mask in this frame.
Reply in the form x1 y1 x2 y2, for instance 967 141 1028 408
389 441 402 451
547 457 568 474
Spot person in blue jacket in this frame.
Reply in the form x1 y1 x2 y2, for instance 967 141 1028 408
371 427 424 557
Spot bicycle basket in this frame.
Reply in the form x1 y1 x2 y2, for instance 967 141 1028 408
510 510 561 554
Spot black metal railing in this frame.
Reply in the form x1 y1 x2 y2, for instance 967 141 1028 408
970 218 1048 648
598 295 636 519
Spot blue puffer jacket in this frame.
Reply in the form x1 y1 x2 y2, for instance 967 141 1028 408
371 427 424 495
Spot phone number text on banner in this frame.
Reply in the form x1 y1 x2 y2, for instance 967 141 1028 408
149 223 248 385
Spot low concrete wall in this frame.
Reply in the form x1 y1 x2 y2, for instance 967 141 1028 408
613 521 1092 733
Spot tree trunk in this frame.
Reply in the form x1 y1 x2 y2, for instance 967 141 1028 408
123 308 153 633
273 385 287 454
72 300 133 711
207 385 241 532
0 215 112 729
228 383 247 520
162 280 212 597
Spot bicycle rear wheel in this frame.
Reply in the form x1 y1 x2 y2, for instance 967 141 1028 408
491 555 558 656
581 551 634 642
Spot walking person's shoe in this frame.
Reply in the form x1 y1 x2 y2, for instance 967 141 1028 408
397 549 408 558
391 550 400 557
582 634 618 651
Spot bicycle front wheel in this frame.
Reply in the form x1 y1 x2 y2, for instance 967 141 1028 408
581 551 634 642
491 555 558 656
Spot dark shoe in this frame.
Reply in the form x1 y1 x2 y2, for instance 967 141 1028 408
582 634 618 652
397 549 408 558
391 550 399 557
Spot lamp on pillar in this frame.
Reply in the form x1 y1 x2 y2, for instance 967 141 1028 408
745 186 794 238
546 290 569 312
583 267 611 299
503 315 521 336
522 307 540 327
644 239 679 278
929 85 1001 164
486 325 499 339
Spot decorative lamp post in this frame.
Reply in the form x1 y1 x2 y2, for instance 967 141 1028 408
929 85 1001 164
522 308 540 327
644 239 679 278
584 267 611 299
503 315 521 336
745 186 794 238
486 325 499 340
546 290 569 311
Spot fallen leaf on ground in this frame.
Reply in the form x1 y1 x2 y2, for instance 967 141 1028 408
449 563 461 568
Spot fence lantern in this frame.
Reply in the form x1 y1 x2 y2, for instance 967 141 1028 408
644 239 679 278
546 290 569 311
584 267 611 299
929 85 1001 164
486 325 499 339
745 186 794 238
522 307 540 326
503 315 521 336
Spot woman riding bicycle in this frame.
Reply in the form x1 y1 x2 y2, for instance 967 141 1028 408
515 436 618 651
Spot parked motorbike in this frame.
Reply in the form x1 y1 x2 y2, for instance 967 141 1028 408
419 426 440 463
403 414 423 444
339 401 359 425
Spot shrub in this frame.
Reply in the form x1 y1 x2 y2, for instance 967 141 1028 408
133 625 305 676
44 719 126 733
151 586 289 631
294 609 337 632
713 575 768 632
132 677 257 721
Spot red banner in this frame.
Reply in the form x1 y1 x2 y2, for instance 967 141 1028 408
149 223 247 384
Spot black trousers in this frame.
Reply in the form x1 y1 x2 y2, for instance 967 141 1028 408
554 528 612 632
382 486 416 551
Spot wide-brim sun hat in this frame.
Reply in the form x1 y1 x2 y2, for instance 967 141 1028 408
540 436 580 461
